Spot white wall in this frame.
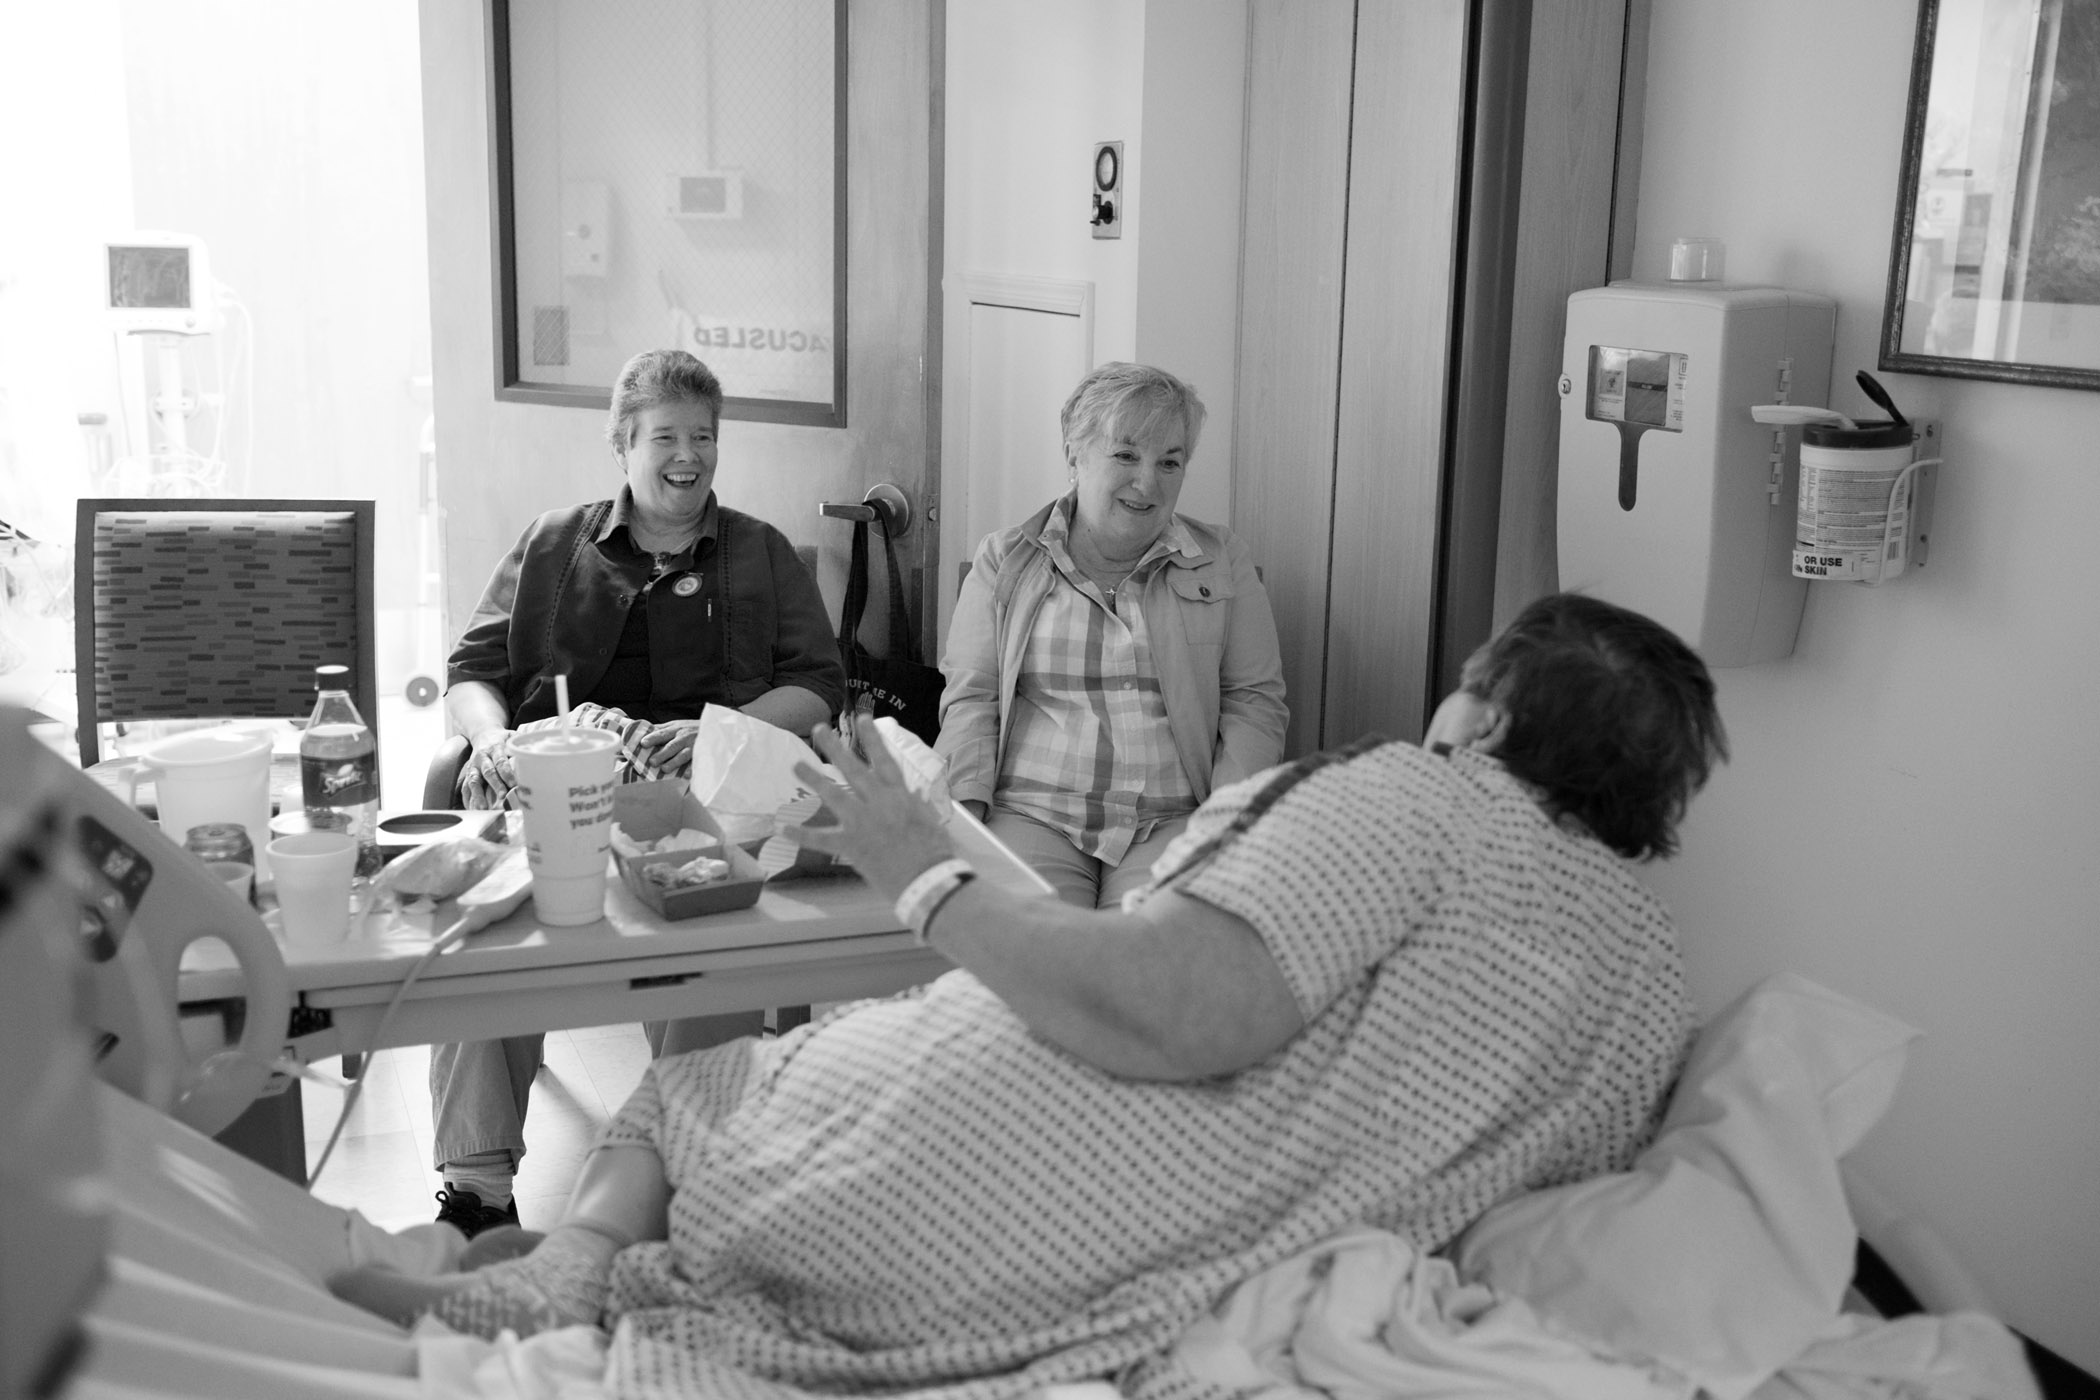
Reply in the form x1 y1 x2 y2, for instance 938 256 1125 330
1632 0 2100 1369
941 0 1244 531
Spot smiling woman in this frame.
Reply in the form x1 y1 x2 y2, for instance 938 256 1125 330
934 362 1290 912
424 347 845 1234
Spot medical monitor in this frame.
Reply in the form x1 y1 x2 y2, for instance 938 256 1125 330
106 232 219 334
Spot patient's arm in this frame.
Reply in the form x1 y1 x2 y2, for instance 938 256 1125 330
328 1143 668 1336
796 720 1305 1083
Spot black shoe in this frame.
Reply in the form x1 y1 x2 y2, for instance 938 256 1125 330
434 1186 521 1239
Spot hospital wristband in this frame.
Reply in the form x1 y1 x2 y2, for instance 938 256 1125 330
894 858 976 945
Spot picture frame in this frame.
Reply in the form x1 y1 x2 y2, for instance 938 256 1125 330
1881 0 2100 390
486 0 849 426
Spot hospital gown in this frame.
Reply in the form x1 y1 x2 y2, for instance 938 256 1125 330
590 742 1695 1400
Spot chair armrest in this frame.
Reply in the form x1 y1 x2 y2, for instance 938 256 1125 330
423 734 472 809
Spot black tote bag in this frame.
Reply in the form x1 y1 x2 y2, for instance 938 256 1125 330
837 519 946 745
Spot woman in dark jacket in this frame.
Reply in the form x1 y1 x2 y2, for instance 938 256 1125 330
429 348 843 1239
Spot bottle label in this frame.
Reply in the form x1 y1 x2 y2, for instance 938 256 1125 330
303 753 378 809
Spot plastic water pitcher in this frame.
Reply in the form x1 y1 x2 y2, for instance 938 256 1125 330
115 725 277 879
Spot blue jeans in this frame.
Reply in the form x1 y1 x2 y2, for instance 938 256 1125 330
429 1012 763 1171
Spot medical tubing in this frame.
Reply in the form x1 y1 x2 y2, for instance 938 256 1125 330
306 909 479 1188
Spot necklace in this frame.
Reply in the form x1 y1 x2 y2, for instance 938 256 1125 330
1070 527 1141 605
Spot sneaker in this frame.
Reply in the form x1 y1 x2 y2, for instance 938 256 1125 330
434 1186 521 1239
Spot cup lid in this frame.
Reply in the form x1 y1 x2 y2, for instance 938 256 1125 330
1802 419 1913 449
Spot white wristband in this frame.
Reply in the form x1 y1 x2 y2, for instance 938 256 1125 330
894 858 975 945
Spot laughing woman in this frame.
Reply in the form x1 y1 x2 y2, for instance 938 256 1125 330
428 348 843 1238
937 362 1288 909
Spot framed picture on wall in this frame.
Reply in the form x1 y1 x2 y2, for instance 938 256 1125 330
488 0 848 426
1881 0 2100 390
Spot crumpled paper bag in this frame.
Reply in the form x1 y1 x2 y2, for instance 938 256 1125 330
688 706 834 848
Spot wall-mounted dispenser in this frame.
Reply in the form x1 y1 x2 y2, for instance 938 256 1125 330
1771 374 1939 585
1557 280 1836 667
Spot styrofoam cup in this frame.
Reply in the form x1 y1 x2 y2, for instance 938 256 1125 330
268 830 358 943
509 728 618 926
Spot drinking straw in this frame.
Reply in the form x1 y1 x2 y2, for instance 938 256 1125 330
555 673 572 726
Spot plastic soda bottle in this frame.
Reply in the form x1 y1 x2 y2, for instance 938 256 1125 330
301 664 382 877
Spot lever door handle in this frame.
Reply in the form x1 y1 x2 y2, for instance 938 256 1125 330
819 482 912 537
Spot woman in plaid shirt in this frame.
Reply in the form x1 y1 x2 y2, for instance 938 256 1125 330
935 363 1288 909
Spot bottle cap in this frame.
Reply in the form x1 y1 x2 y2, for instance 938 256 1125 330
313 663 352 690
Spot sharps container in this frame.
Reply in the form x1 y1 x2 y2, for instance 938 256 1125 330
1793 420 1919 584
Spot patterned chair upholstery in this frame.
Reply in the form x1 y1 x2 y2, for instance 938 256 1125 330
73 499 379 770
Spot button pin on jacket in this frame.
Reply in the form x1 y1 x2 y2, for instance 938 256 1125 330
673 575 700 597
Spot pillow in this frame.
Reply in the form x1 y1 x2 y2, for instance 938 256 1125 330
1453 971 1919 1400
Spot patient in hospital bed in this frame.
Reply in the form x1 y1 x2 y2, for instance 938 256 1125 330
331 592 1728 1398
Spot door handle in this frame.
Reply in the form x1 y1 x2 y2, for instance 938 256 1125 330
819 482 912 537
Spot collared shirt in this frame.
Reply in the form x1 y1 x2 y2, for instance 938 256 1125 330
994 499 1201 864
592 492 724 723
447 490 844 727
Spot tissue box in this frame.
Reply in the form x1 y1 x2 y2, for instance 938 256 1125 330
612 783 767 920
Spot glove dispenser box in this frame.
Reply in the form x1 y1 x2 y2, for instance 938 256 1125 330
1557 282 1836 667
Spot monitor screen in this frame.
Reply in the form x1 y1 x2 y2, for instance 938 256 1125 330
108 245 193 311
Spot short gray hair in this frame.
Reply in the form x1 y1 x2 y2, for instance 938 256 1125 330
1059 362 1206 464
606 350 725 449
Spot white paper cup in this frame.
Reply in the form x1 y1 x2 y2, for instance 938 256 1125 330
208 860 255 904
509 728 619 926
267 831 358 943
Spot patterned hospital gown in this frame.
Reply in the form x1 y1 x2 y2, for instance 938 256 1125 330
592 742 1694 1400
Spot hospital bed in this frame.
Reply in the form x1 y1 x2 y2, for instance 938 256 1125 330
2 709 2047 1400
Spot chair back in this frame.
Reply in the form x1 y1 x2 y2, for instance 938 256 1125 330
73 499 379 769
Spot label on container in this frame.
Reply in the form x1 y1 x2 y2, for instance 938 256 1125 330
1794 463 1912 582
302 753 378 809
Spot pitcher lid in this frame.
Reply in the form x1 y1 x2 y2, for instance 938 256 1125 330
144 724 276 765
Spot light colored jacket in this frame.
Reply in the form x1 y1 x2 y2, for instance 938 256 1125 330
936 500 1289 811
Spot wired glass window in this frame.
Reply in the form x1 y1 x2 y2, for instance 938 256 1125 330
495 0 844 425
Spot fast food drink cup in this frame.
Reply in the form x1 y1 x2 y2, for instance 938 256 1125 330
509 727 619 926
266 830 358 944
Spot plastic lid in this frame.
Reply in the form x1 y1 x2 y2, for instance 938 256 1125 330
312 663 352 690
1802 419 1914 449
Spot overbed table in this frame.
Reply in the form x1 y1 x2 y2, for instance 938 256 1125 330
178 868 950 1180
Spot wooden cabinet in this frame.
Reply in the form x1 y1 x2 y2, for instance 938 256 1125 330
1232 0 1635 754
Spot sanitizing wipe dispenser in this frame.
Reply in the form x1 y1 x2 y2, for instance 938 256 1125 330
1558 282 1836 667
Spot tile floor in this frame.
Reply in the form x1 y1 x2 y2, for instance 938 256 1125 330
299 1025 654 1234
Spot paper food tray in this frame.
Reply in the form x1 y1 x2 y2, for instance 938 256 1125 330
612 783 768 919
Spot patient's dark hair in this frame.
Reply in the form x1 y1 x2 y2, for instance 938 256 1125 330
1467 593 1726 861
607 349 725 449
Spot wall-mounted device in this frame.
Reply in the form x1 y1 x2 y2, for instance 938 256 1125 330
1778 401 1939 585
1558 281 1837 667
562 179 610 279
105 231 220 336
1091 141 1123 240
663 171 744 221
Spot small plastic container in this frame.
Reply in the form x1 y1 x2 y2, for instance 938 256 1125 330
1668 236 1726 282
